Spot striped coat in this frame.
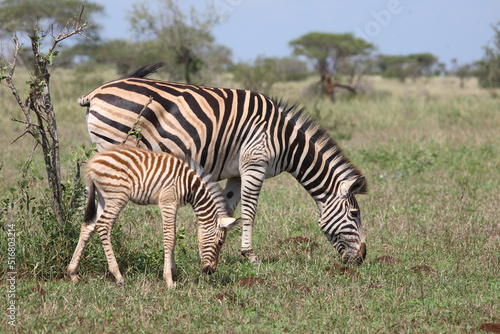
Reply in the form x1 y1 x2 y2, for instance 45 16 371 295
78 64 367 264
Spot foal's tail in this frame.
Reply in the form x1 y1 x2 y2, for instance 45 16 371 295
84 181 96 223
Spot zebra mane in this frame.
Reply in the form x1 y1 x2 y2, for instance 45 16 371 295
179 155 234 218
273 99 367 193
120 62 165 80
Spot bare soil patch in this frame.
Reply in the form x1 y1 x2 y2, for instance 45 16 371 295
479 323 500 333
236 276 266 288
325 263 358 277
279 236 319 252
410 265 435 274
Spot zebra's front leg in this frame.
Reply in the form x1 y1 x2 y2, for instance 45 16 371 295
239 166 267 265
159 197 178 289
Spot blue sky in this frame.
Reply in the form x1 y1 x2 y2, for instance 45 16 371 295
99 0 500 67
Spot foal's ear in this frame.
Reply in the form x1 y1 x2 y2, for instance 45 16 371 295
218 217 241 230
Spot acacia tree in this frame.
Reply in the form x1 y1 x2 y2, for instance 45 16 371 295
377 53 439 83
231 56 309 94
290 32 374 102
0 6 90 224
129 0 228 84
476 22 500 90
0 0 102 39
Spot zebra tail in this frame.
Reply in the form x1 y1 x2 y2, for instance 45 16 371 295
77 95 90 107
84 182 96 223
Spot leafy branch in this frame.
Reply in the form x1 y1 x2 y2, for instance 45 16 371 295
1 5 90 224
123 96 154 146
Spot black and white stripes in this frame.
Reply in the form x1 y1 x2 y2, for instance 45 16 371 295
78 63 368 264
68 145 239 288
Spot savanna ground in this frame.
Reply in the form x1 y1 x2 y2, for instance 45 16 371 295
1 66 499 333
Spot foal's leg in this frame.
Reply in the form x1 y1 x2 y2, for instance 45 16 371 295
68 186 105 282
96 198 126 286
68 221 96 282
160 202 178 289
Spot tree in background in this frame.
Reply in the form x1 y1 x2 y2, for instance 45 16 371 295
129 0 231 84
450 58 474 88
289 32 374 102
1 5 91 224
0 0 103 39
476 22 500 91
231 56 309 94
377 53 438 83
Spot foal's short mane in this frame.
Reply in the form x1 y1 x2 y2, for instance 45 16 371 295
179 154 234 218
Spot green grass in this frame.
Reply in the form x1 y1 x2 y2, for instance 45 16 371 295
1 68 499 332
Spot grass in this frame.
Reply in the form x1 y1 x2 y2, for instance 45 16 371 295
1 67 499 333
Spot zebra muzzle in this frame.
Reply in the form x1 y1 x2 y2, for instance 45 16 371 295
202 265 216 275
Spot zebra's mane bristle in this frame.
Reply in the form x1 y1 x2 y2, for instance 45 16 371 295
274 99 366 187
179 155 234 218
120 62 165 80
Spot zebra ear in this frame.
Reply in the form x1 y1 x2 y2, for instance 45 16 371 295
339 176 367 198
218 217 241 231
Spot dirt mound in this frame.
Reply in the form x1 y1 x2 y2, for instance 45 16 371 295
236 277 266 288
325 263 358 277
480 323 500 333
410 265 435 274
280 236 319 252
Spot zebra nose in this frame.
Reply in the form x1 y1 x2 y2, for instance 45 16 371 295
356 242 366 264
202 265 215 275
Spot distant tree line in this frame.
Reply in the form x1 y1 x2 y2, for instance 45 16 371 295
1 0 499 100
375 53 438 83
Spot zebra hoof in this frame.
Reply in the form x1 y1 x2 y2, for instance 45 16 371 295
242 250 261 265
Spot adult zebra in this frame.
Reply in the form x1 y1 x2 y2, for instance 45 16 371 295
78 63 368 264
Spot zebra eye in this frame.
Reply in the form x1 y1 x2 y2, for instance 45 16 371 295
350 210 359 219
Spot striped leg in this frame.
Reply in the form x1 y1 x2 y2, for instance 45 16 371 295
68 221 96 282
96 203 125 286
159 195 178 289
239 164 267 264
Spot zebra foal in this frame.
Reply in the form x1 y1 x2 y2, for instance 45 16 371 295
68 145 240 288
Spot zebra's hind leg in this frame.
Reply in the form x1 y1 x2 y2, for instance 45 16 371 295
95 203 125 286
68 221 96 282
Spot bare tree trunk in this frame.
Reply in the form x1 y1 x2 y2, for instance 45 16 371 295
321 73 356 103
321 73 335 103
30 35 64 223
2 6 89 225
